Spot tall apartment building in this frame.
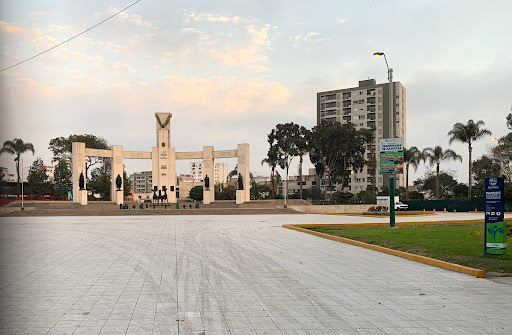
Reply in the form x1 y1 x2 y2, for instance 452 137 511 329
130 171 153 194
190 162 229 184
317 79 406 193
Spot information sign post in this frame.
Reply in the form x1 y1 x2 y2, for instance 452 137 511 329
379 138 404 228
484 177 507 255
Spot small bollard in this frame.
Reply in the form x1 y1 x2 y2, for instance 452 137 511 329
444 208 446 212
189 205 192 209
195 203 199 209
176 203 180 209
146 203 148 208
433 209 436 213
164 205 167 209
475 208 478 212
183 205 186 209
153 204 155 209
454 209 456 213
140 204 143 210
423 209 425 212
120 204 123 210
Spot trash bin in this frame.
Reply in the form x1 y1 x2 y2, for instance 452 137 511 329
486 221 507 255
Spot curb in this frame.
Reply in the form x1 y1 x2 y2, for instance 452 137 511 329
283 224 486 278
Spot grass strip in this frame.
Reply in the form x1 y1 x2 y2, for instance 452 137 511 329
305 222 512 274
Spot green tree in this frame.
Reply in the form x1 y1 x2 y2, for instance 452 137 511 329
27 157 50 198
268 123 301 207
409 191 424 200
448 119 492 199
493 132 512 181
472 155 500 183
403 146 423 200
422 146 462 199
189 185 203 201
0 138 35 199
417 171 458 199
453 183 469 199
296 126 311 200
48 134 109 178
358 128 377 195
123 169 132 197
250 182 271 200
53 159 72 195
215 184 236 200
309 121 366 201
332 191 354 203
506 106 512 129
261 147 279 198
88 163 111 200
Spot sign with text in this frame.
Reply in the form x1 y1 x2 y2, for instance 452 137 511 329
485 177 506 254
485 177 504 224
379 138 404 175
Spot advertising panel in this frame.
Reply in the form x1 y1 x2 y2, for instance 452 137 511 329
379 138 404 175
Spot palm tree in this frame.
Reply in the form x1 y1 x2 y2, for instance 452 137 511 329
296 126 311 200
403 146 423 200
358 128 376 195
422 146 462 199
0 138 35 199
447 119 492 199
261 147 279 198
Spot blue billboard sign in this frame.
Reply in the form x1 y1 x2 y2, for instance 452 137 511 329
485 177 504 224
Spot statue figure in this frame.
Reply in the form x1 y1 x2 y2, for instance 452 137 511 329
204 175 210 190
79 172 85 190
115 174 122 191
162 186 168 202
152 186 158 203
158 190 162 203
238 173 243 190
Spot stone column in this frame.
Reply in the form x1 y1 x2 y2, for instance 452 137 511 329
71 142 86 203
111 145 123 204
167 147 177 203
202 146 214 204
151 147 158 194
237 143 250 202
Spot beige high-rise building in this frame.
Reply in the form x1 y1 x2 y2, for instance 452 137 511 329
190 161 229 185
317 79 406 193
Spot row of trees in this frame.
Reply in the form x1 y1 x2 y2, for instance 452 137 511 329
0 135 131 200
263 121 371 203
260 118 503 202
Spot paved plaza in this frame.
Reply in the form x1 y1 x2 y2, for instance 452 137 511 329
1 214 511 335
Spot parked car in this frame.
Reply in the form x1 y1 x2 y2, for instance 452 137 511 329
395 202 409 211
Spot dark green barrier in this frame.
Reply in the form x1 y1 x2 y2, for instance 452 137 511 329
403 198 485 212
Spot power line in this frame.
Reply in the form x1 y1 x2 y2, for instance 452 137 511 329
1 0 142 72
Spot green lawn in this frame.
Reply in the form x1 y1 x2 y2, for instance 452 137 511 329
311 222 512 273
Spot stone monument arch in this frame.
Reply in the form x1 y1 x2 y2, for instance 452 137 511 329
71 113 250 205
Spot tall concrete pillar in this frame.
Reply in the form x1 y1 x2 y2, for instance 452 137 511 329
202 146 214 203
237 143 250 202
168 147 177 203
152 113 175 202
111 145 123 203
71 142 86 203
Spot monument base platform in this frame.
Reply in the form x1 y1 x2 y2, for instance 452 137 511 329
236 190 245 204
116 190 123 205
78 190 88 206
203 190 212 205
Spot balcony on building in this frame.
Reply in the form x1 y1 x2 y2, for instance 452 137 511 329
367 121 376 128
367 97 376 104
343 100 351 107
325 94 336 101
343 108 351 115
342 92 351 99
366 112 376 120
367 89 376 96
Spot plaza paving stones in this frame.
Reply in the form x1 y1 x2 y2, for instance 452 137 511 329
0 213 511 335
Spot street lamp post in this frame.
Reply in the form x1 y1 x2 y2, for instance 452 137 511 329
491 136 503 177
374 51 395 227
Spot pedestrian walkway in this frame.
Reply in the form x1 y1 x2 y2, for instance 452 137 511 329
0 214 511 334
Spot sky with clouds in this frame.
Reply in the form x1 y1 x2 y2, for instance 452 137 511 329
1 0 511 185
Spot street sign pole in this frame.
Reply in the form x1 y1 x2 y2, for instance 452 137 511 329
390 176 395 228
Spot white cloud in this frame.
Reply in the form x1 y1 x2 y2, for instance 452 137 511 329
337 18 346 23
107 7 153 27
291 32 329 47
191 12 246 23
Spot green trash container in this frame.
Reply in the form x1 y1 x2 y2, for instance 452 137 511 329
176 203 180 209
486 221 508 255
120 204 123 210
195 203 199 209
